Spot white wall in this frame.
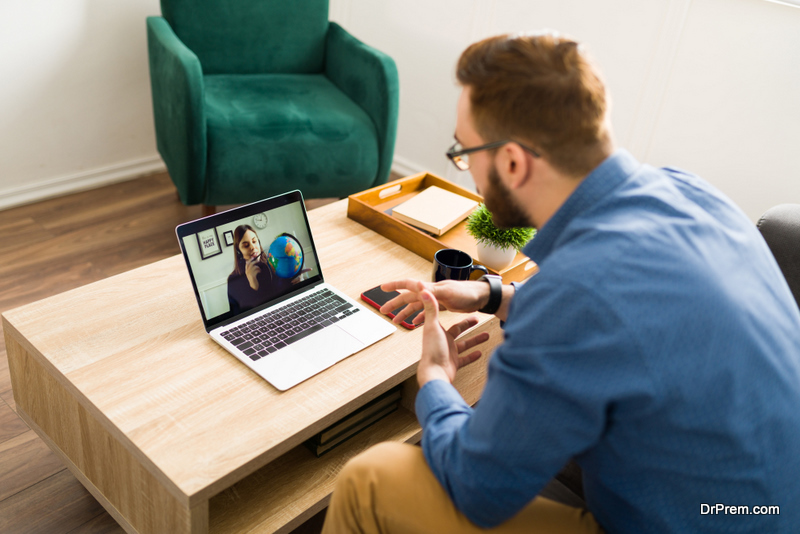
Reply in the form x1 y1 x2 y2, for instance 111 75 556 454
0 0 163 209
1 0 798 221
645 0 800 220
333 0 800 221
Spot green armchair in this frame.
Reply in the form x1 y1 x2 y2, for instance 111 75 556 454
146 0 399 212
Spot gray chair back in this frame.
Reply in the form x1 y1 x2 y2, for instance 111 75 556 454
757 204 800 308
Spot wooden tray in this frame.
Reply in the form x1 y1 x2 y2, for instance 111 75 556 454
347 172 538 283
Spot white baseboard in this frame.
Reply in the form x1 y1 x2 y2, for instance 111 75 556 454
391 154 427 178
1 153 432 211
0 156 166 211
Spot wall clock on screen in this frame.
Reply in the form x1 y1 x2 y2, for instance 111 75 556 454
253 212 268 229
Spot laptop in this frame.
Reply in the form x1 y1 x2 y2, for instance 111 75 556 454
176 191 395 390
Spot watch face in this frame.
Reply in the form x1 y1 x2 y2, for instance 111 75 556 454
253 213 268 229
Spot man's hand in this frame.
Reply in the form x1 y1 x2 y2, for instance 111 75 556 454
417 290 489 387
379 279 491 325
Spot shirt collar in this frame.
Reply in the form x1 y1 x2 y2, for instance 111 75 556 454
523 149 641 264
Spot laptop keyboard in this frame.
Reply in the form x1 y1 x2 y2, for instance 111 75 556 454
220 288 358 361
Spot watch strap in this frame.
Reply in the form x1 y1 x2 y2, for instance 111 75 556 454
477 274 503 314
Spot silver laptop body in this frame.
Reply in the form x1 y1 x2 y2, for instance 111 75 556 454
176 191 395 390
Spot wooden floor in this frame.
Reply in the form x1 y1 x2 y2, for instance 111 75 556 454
0 172 342 534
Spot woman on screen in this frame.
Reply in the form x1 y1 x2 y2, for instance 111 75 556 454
226 225 294 316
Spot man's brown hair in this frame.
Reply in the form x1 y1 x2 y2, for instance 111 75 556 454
457 31 610 177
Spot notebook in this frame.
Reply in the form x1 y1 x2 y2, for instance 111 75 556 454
176 191 395 391
391 185 479 235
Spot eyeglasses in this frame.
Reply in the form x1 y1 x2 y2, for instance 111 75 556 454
446 140 540 171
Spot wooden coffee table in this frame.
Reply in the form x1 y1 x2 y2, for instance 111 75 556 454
2 199 503 534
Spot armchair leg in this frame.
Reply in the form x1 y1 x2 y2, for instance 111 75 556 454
202 205 216 217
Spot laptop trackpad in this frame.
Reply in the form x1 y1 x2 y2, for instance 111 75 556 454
297 326 363 369
259 328 362 390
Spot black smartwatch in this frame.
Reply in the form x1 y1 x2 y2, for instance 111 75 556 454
477 274 503 314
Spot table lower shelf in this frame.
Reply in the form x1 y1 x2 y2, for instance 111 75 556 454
209 406 421 534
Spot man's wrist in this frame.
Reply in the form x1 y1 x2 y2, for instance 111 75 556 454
477 274 503 314
476 281 492 311
417 365 450 387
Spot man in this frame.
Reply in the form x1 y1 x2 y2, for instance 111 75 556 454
322 31 800 533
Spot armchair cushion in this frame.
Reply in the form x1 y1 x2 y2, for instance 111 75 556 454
203 74 379 204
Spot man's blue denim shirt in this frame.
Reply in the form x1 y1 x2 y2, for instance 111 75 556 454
416 149 800 533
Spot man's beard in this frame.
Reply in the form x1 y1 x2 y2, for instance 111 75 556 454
484 164 534 229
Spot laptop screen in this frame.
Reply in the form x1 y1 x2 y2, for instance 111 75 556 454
176 191 324 330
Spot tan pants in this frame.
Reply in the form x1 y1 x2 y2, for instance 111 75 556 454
322 442 604 534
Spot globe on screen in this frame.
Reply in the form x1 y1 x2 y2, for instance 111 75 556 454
267 235 304 278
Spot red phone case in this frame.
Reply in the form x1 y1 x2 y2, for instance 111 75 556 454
360 288 421 329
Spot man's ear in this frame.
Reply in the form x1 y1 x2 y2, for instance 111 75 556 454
497 143 531 190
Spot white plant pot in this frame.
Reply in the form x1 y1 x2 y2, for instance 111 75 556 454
476 241 516 271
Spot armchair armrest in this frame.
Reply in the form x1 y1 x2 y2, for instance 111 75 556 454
146 16 207 205
325 23 399 188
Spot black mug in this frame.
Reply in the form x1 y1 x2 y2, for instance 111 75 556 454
432 249 488 282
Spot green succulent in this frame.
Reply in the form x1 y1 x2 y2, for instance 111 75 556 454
466 203 535 252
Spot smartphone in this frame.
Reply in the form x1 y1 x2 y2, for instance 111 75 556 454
361 285 423 329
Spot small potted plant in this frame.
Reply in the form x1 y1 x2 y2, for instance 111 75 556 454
466 203 536 270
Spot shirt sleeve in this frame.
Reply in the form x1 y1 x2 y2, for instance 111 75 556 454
414 275 644 527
